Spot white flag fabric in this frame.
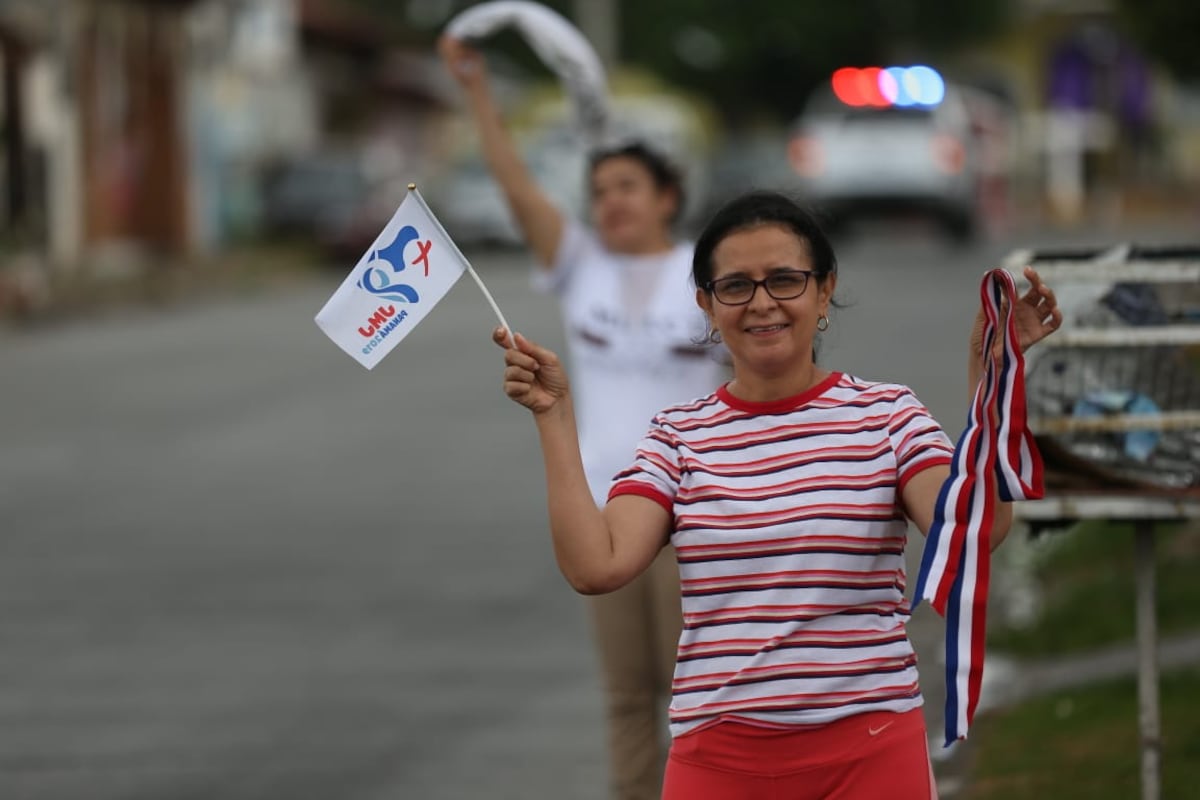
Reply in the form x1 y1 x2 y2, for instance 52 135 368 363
315 189 469 369
445 0 612 146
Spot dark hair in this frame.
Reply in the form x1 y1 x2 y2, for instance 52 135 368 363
692 190 837 290
588 141 685 223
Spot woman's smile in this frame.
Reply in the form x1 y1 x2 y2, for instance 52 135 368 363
745 322 790 337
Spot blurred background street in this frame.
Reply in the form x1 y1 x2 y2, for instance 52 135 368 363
1 1 1198 799
2 217 1194 800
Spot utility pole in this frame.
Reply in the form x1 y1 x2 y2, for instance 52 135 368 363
1 32 27 230
572 0 618 68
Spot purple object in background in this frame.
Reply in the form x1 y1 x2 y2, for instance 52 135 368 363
1047 37 1093 110
1117 46 1152 132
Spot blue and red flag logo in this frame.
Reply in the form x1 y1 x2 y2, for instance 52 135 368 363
356 225 433 304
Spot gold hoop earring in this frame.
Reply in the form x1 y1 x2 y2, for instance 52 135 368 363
817 315 830 332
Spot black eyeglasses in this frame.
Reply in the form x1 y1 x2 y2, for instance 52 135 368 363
704 270 814 305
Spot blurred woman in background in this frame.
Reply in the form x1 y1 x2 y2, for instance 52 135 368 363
441 36 727 800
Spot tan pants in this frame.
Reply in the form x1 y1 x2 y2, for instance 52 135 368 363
589 547 683 800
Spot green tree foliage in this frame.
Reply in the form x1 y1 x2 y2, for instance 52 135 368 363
343 0 1012 121
619 0 1010 121
1115 0 1200 79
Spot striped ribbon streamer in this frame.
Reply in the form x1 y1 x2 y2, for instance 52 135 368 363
914 268 1045 745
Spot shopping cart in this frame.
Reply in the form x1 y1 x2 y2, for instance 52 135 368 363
1001 243 1200 800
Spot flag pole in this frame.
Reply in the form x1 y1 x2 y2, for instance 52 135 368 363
408 183 516 347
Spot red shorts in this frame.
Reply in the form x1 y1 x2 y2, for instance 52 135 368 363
662 708 937 800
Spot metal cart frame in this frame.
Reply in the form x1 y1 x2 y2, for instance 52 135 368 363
1001 245 1200 800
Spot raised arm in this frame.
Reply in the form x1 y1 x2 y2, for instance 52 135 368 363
903 266 1062 548
440 37 565 268
494 327 669 593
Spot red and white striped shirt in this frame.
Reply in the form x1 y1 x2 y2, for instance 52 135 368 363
609 372 954 737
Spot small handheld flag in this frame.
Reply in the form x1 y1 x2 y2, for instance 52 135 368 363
914 268 1044 745
315 185 511 369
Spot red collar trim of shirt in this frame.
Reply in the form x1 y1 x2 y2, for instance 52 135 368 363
716 372 843 414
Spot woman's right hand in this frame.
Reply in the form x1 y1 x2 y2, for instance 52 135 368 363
494 327 570 415
438 35 489 93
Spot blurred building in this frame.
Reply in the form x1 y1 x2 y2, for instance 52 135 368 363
0 0 204 269
950 0 1197 224
0 0 455 283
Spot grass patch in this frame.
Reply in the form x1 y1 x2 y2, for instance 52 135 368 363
965 666 1200 800
988 521 1200 658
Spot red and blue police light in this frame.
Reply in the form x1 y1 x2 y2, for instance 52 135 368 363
831 65 945 108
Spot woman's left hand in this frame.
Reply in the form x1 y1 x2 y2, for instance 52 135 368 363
1011 266 1063 350
971 266 1063 364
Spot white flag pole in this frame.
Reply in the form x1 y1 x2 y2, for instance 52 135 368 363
408 184 516 347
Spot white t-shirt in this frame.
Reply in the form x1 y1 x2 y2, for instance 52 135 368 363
534 219 728 504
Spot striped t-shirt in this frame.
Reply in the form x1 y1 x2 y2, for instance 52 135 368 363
608 372 954 738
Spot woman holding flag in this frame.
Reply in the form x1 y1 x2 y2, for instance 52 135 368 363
494 190 1062 799
440 35 727 800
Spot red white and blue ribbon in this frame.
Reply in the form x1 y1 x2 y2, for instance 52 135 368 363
914 268 1044 745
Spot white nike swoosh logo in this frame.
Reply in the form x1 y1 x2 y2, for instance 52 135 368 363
868 721 895 736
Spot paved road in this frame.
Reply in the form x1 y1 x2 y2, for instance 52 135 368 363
1 221 1190 799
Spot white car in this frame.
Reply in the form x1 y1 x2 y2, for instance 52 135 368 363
788 71 981 240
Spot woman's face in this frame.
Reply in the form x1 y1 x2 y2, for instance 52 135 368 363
589 156 677 253
696 223 835 380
